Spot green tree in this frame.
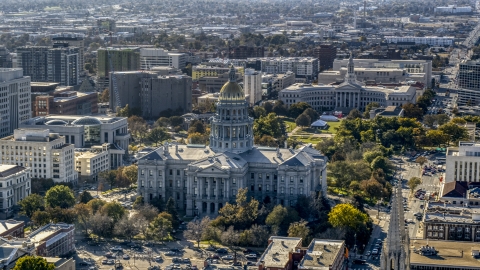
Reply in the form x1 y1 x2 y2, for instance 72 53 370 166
31 211 51 227
78 190 94 204
216 188 259 229
402 103 424 119
408 177 422 191
155 117 170 127
346 108 363 119
273 100 288 116
123 164 138 185
87 198 106 214
187 120 206 134
44 185 75 209
288 102 311 118
100 201 126 222
303 108 319 121
364 102 379 118
188 132 209 144
253 113 282 138
169 116 184 127
166 197 180 229
438 122 469 145
360 178 384 200
253 106 267 118
265 205 300 234
13 256 55 270
426 129 448 147
221 226 240 261
287 220 311 245
114 215 139 242
148 126 171 146
328 204 368 231
74 203 92 235
363 150 384 164
133 196 145 209
149 214 173 242
295 113 311 127
370 156 394 175
99 170 117 189
19 194 44 218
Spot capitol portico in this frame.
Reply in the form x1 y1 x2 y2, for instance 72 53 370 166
137 66 328 216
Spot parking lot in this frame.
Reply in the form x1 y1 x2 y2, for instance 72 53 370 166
74 235 263 270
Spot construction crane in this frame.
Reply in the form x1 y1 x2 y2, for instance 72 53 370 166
105 30 122 113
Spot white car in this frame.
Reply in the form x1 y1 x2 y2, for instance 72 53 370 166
123 254 130 260
222 255 234 260
372 249 379 255
111 246 123 252
245 254 257 259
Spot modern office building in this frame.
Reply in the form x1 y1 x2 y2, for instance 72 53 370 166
112 71 192 118
47 46 79 86
0 165 31 219
33 87 98 116
137 66 327 216
20 115 130 168
0 68 31 138
248 57 319 79
243 68 262 106
326 58 432 87
97 47 140 89
0 129 76 183
385 36 454 46
314 44 337 71
457 60 480 106
17 46 79 86
52 35 85 76
227 46 264 59
28 223 75 257
140 48 186 69
280 55 417 113
75 144 109 182
262 72 296 92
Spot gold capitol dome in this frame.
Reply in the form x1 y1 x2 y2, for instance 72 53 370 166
219 65 245 101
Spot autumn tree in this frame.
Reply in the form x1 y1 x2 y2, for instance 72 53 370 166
328 203 368 231
416 156 428 166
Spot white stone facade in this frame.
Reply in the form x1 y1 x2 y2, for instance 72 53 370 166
0 165 31 218
445 142 480 183
138 67 327 216
243 68 262 106
0 129 76 183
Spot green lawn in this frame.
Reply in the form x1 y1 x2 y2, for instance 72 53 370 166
282 117 296 132
325 121 342 134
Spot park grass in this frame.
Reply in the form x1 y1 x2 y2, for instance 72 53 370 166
282 118 296 132
325 121 342 134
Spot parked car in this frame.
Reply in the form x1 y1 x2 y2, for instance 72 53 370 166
183 258 191 264
372 249 379 255
206 246 216 251
245 254 257 259
217 248 228 254
123 254 130 260
222 255 234 260
247 261 256 266
365 251 371 256
165 251 176 256
111 246 123 252
243 248 254 254
102 259 108 265
155 256 163 262
210 255 220 260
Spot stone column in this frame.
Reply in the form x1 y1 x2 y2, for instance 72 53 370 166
226 178 230 199
199 177 204 198
216 178 220 200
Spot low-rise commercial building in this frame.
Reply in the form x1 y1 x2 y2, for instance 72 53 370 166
140 48 186 70
75 145 109 182
0 220 25 238
28 223 75 257
33 87 98 116
0 165 31 219
0 237 35 269
257 236 304 270
45 257 76 270
385 36 454 46
0 129 76 183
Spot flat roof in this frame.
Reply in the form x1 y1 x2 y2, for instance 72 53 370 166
0 220 24 236
410 239 480 268
299 239 344 270
0 165 27 178
258 236 302 268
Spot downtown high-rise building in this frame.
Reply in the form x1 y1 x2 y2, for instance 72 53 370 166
457 60 480 106
0 68 31 137
17 46 79 86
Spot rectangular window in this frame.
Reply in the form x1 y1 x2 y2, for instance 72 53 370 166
290 176 293 183
149 170 153 176
141 170 145 175
300 177 303 183
176 180 180 187
281 187 285 194
290 187 294 195
266 184 270 192
259 173 262 179
177 170 180 176
158 171 163 176
169 169 173 175
232 178 236 184
158 181 162 187
141 180 144 187
251 173 254 179
258 184 262 191
266 174 270 180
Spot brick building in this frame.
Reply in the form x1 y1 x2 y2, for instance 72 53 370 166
314 44 337 71
0 220 24 238
28 223 75 257
33 86 98 116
